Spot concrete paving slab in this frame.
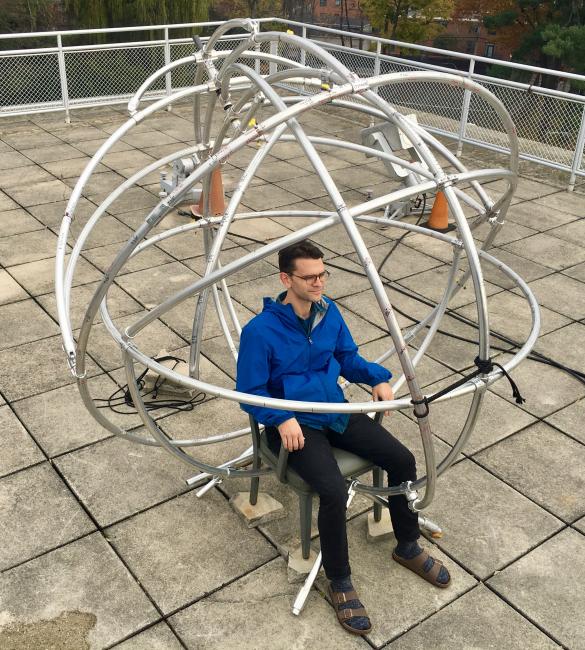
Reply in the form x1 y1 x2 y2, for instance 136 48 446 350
229 216 293 241
115 260 200 310
55 436 195 527
169 558 369 650
398 265 504 310
491 176 559 200
43 156 107 180
472 218 538 246
0 190 18 212
0 533 159 649
309 223 391 257
0 150 32 170
1 130 62 150
562 260 585 283
503 232 585 271
238 185 303 213
0 228 61 267
11 373 121 457
408 380 536 454
276 173 348 200
5 178 73 207
519 271 585 319
422 460 563 579
82 240 174 276
113 622 183 649
347 240 444 281
574 517 585 534
0 405 44 478
469 247 555 290
0 299 59 350
184 247 279 286
38 280 142 328
160 298 255 344
26 195 99 229
0 208 42 237
0 164 56 191
0 269 27 305
85 311 186 372
63 169 126 203
106 489 278 614
546 219 585 250
0 462 95 570
253 159 314 184
457 287 569 340
120 131 180 149
23 142 86 165
488 354 585 419
474 422 585 523
9 254 101 297
315 513 477 647
102 150 158 175
55 125 111 143
488 528 585 649
534 190 585 217
536 322 585 374
506 199 578 231
73 138 134 157
0 334 101 402
389 585 560 650
545 397 585 444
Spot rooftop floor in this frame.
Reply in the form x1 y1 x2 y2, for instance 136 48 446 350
0 101 584 649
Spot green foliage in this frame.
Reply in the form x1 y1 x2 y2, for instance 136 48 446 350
361 0 455 43
542 24 585 74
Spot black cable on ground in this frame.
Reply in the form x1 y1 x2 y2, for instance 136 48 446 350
96 355 207 415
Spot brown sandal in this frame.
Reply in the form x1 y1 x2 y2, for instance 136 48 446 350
327 583 372 636
392 548 451 588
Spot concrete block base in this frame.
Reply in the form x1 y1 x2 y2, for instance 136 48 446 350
229 492 286 528
367 509 393 542
287 545 320 583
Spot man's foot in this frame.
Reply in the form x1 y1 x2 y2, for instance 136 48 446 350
328 577 372 635
393 540 451 587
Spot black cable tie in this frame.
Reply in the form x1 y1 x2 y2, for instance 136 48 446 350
493 362 526 404
411 397 429 418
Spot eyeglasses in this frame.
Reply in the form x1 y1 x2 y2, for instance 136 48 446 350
289 270 331 284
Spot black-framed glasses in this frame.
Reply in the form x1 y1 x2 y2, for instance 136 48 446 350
289 270 331 284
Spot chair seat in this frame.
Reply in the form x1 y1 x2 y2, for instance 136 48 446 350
259 436 374 494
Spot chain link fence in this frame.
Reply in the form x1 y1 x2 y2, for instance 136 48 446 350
2 19 585 187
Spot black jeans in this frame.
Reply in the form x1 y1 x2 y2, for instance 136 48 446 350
267 413 420 580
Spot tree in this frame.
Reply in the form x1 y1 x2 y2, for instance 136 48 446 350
64 0 210 33
0 0 64 33
455 0 585 73
211 0 280 20
361 0 455 47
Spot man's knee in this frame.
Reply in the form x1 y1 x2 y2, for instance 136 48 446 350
383 444 417 482
318 475 348 511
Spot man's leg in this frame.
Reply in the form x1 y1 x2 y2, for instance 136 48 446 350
328 413 419 542
328 413 450 587
266 426 372 633
266 426 351 580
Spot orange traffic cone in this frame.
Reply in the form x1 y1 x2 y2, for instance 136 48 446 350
422 191 455 233
190 167 225 218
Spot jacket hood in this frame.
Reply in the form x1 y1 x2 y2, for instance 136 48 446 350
262 293 329 329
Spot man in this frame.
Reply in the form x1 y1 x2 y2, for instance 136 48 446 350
236 240 450 636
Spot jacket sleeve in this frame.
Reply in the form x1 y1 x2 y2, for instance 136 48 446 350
333 307 392 386
236 323 295 427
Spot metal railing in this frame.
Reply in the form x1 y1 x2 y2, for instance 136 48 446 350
2 17 585 189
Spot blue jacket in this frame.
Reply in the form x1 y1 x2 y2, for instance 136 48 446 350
236 295 392 430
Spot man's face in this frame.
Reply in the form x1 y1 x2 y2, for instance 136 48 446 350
281 257 326 303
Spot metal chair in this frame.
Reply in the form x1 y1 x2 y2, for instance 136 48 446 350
248 414 385 560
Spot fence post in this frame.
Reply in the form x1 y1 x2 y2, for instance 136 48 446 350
457 58 475 157
373 41 381 95
300 26 307 67
568 103 585 191
164 27 172 111
56 34 70 124
269 40 278 76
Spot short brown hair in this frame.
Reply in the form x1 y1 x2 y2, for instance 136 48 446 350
278 240 324 274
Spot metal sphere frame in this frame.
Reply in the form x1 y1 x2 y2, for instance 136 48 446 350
55 19 540 512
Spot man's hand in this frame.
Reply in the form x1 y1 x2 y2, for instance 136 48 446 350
277 417 305 451
372 382 394 416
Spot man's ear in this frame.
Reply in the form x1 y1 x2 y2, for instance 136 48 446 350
280 271 292 288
